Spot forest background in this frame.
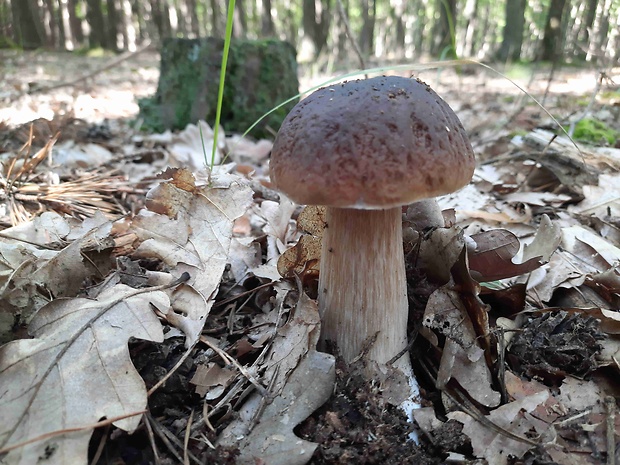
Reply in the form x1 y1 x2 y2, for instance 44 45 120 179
2 0 620 71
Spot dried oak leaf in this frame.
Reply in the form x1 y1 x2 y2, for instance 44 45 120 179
129 167 253 344
0 284 170 465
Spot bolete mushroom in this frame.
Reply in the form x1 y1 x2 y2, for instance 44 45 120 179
269 76 475 399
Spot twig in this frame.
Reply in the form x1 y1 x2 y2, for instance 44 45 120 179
199 335 270 398
607 396 616 465
0 411 146 454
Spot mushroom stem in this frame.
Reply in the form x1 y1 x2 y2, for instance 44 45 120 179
318 206 410 373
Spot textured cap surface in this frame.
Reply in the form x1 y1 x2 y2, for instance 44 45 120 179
269 76 475 208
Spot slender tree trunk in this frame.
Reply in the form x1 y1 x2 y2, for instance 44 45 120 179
210 0 221 36
56 0 66 48
107 0 119 50
359 0 376 56
392 2 405 55
431 0 456 57
462 0 479 57
577 0 598 59
261 0 275 36
539 0 567 61
44 0 57 47
86 0 107 48
67 0 84 44
11 0 45 48
411 0 426 56
186 0 199 36
302 0 331 57
587 0 611 62
496 0 526 62
234 0 247 37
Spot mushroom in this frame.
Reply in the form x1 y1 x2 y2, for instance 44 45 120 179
269 76 475 400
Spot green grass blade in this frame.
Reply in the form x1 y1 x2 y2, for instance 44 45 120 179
209 0 236 170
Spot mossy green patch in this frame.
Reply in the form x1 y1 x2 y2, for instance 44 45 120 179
138 38 299 138
568 118 619 146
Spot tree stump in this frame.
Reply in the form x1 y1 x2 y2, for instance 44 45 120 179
138 38 299 138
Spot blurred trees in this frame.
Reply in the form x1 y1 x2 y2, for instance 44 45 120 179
0 0 619 67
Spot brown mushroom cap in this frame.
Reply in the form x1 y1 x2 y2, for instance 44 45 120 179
269 76 475 208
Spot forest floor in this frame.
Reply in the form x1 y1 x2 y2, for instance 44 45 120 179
1 49 620 465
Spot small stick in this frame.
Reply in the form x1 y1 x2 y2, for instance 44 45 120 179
607 396 616 465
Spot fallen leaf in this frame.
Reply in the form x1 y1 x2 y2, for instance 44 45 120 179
130 167 253 344
0 284 170 465
217 292 335 465
449 389 549 465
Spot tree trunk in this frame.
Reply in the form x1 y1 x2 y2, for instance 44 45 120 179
462 0 479 57
67 0 84 45
106 0 119 50
391 0 406 56
44 0 57 47
11 0 45 48
411 0 426 55
261 0 275 36
431 0 456 57
210 0 221 37
234 0 247 37
56 0 66 49
86 0 107 48
576 0 597 59
186 0 200 36
359 0 376 56
539 0 567 61
496 0 526 62
302 0 331 57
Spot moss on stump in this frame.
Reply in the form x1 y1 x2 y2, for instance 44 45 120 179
138 38 299 138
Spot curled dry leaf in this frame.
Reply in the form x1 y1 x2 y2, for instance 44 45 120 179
0 284 170 465
167 120 226 170
277 205 326 281
468 215 560 282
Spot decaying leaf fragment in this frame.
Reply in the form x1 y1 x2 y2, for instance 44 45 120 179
0 284 170 465
218 291 335 465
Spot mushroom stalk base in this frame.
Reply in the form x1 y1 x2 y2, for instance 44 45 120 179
318 207 410 372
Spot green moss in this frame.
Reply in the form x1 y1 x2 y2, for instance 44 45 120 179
138 38 299 138
569 118 619 145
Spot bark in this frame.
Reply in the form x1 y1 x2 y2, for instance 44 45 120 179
539 0 568 61
496 0 526 62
